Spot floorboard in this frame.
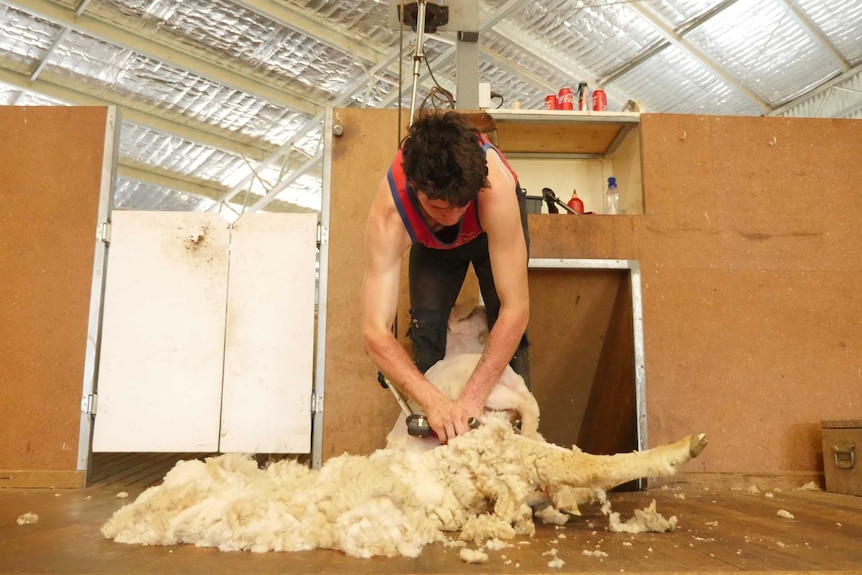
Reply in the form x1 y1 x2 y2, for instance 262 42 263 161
1 482 860 574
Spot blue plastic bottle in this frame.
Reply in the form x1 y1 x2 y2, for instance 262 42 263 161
605 177 620 215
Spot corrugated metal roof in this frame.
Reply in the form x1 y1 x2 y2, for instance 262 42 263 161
1 0 860 214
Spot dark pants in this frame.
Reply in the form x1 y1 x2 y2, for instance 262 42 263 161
407 184 531 388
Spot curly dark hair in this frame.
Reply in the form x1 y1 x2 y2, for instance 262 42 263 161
401 111 489 208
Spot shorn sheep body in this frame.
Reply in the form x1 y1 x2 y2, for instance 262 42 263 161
102 306 708 558
386 303 540 451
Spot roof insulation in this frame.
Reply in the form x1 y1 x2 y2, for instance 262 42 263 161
0 0 860 214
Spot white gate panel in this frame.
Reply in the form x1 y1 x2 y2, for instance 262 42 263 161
92 212 229 452
219 213 317 453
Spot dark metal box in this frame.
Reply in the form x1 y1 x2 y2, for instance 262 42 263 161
822 419 861 496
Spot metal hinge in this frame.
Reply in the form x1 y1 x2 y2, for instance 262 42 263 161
311 393 323 415
81 393 98 415
316 222 328 248
97 222 111 244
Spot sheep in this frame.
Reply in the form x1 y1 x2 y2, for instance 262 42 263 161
385 302 540 452
101 416 707 558
101 303 709 558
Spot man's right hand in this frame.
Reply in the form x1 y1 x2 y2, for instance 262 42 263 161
424 396 480 444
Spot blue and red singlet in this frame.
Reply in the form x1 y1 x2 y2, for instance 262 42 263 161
387 135 518 249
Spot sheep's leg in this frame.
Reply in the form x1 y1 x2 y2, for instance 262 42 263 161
525 434 707 493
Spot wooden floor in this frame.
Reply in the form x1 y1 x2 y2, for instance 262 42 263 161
1 477 861 575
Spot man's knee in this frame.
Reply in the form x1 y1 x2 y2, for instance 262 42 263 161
408 307 448 373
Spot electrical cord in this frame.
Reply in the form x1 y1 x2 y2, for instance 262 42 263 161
417 56 454 114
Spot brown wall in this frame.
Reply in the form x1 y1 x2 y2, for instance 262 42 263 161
0 106 110 483
323 110 862 478
322 108 406 459
531 114 862 476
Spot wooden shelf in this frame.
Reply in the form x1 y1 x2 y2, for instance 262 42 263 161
489 109 640 157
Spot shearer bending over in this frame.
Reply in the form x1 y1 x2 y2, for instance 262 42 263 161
362 110 531 444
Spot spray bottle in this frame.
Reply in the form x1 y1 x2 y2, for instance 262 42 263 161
566 189 585 214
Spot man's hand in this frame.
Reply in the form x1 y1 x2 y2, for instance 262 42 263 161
424 396 482 444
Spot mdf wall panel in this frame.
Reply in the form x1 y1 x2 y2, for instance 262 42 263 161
529 114 862 477
322 108 407 460
638 114 862 475
0 106 112 483
526 270 621 449
643 268 862 474
324 110 861 480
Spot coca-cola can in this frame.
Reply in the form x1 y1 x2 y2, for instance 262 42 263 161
544 94 558 110
557 87 574 111
592 89 607 111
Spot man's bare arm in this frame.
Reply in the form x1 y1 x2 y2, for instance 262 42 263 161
361 179 470 442
457 150 530 413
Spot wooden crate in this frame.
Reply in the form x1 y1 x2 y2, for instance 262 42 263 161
822 419 861 496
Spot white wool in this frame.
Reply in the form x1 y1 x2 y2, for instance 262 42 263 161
582 549 609 558
459 513 519 544
102 312 708 559
103 419 704 558
607 500 677 534
548 556 566 568
535 505 569 526
796 481 821 491
115 491 129 499
485 537 511 550
459 547 489 563
777 509 795 519
16 512 38 525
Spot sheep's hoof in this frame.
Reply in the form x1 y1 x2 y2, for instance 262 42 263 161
689 433 708 458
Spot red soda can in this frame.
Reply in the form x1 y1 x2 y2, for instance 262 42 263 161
592 89 607 111
557 87 574 110
544 94 558 110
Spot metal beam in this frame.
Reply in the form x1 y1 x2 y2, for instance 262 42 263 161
488 19 638 109
778 0 851 72
627 1 773 115
8 0 319 115
29 27 68 82
117 163 310 213
214 49 404 207
0 64 273 161
117 164 226 204
479 46 557 95
676 0 744 35
246 150 323 213
600 0 742 88
770 63 862 117
377 0 532 108
832 88 862 119
239 0 529 213
233 0 384 68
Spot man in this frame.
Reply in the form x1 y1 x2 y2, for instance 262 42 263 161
362 110 530 444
